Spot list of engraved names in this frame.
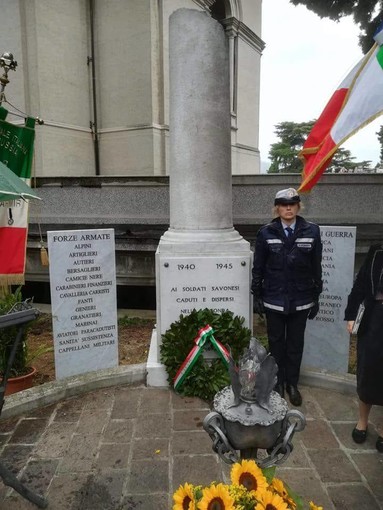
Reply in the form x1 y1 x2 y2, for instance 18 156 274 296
48 229 118 379
314 228 355 324
303 225 356 374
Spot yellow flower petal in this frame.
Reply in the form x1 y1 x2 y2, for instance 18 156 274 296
309 502 323 510
173 482 195 510
271 478 296 508
197 483 235 510
255 489 289 510
230 460 268 494
271 478 287 497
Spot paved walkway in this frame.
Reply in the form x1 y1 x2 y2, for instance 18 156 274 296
0 382 382 509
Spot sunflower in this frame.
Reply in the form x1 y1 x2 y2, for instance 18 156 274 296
230 459 268 494
271 478 296 509
173 482 195 510
309 502 323 510
255 489 289 510
197 483 235 510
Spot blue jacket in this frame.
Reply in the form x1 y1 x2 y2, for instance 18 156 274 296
252 216 322 313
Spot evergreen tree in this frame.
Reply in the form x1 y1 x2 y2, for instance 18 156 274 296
268 121 314 173
267 120 371 173
289 0 383 53
376 125 383 165
282 2 382 172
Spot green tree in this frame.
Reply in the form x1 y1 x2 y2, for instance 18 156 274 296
268 121 314 173
330 148 371 172
376 125 383 164
285 2 383 168
289 0 383 53
267 120 371 173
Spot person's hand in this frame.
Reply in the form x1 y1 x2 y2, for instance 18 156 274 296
253 297 265 317
347 321 355 334
308 301 319 320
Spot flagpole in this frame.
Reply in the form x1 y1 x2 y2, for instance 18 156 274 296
0 53 18 297
0 53 17 107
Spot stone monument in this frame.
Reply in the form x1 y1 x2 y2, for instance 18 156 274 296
48 228 118 379
303 225 356 374
147 9 252 386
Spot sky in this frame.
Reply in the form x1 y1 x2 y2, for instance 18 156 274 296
259 0 382 170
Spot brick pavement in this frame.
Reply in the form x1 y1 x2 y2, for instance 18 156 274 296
0 384 382 509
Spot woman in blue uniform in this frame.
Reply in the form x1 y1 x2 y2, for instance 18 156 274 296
252 188 322 406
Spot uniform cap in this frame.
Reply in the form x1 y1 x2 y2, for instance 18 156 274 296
274 188 300 205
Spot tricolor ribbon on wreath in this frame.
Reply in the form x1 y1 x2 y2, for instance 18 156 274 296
173 325 230 391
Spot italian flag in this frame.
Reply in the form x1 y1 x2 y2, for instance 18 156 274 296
299 27 383 193
0 108 35 285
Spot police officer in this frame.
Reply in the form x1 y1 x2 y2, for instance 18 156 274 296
251 188 322 406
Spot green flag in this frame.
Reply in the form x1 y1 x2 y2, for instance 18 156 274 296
0 106 35 178
0 107 36 285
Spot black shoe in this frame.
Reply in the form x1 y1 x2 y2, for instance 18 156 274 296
352 426 367 444
274 383 284 398
286 385 302 406
376 436 383 453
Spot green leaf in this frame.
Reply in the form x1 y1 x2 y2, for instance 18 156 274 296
262 466 276 484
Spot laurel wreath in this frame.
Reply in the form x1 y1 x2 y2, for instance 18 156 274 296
160 308 251 401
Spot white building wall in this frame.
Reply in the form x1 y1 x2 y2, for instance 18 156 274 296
241 0 262 35
1 1 25 108
233 37 262 174
23 0 93 177
95 0 156 175
0 0 263 177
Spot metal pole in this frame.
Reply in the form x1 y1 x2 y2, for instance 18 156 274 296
88 0 101 176
0 53 17 107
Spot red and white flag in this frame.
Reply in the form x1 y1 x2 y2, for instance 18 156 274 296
299 25 383 192
0 108 36 285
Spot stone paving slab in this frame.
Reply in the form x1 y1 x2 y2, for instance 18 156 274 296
300 419 340 449
277 468 336 510
327 484 380 510
0 383 382 509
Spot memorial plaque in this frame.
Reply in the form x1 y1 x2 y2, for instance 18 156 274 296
303 226 356 373
157 255 252 335
48 229 118 379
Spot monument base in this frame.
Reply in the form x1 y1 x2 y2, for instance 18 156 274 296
147 329 169 387
156 228 253 334
151 227 253 382
158 227 248 250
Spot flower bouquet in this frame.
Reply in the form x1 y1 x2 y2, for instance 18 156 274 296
173 459 323 510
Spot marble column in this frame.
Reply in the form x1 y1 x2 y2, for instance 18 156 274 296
169 8 231 231
148 9 252 386
161 9 246 248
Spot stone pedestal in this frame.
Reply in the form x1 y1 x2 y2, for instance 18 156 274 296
147 9 252 386
48 229 118 379
303 226 356 374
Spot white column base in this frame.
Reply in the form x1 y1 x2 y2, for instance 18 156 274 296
146 328 169 387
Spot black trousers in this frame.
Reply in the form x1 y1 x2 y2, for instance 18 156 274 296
265 309 309 387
